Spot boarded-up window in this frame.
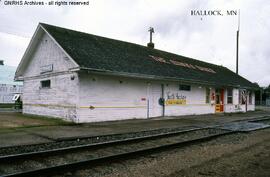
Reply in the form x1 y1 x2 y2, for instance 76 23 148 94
41 80 51 88
227 88 233 104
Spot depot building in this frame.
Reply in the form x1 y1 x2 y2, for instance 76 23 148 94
15 23 258 122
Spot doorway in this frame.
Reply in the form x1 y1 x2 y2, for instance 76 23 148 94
215 88 224 113
147 83 164 118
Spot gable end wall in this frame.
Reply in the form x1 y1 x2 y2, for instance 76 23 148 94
22 33 79 122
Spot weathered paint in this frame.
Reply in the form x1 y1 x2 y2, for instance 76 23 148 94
163 84 214 116
78 74 149 122
224 88 255 113
19 32 255 123
77 74 233 122
23 33 76 78
22 33 79 122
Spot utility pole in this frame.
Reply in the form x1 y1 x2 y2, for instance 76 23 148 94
236 10 240 74
260 88 263 105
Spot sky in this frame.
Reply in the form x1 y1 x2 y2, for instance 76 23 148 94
0 0 269 86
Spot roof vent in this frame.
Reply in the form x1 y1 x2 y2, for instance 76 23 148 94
0 60 3 65
147 27 155 49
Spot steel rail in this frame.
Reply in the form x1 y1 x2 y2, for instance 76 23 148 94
2 116 269 177
0 127 204 162
1 130 236 177
0 115 268 149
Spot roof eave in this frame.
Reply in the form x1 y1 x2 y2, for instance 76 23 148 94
79 67 252 88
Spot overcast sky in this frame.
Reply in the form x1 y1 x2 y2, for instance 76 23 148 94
0 0 269 86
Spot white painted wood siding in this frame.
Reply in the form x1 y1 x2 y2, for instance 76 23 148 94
22 33 79 121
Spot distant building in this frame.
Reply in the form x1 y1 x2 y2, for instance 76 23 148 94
15 23 258 122
0 61 23 104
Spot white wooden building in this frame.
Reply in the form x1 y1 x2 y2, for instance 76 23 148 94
15 23 258 122
0 61 23 104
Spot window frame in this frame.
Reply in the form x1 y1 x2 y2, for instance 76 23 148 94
179 84 191 91
227 88 233 104
40 80 51 89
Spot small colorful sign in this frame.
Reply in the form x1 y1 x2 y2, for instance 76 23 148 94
165 91 187 105
165 99 186 105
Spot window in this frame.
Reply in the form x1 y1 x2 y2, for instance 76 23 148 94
41 80 51 88
206 88 210 103
249 91 252 104
227 88 233 104
179 84 191 91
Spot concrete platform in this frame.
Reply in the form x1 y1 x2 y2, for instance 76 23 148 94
0 110 270 148
218 122 270 132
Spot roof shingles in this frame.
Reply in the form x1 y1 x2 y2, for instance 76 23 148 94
41 23 257 89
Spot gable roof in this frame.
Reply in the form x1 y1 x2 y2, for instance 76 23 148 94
25 23 258 89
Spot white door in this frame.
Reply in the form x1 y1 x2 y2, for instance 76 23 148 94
147 83 164 118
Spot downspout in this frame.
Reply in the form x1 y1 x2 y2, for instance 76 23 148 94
147 83 150 118
161 84 165 117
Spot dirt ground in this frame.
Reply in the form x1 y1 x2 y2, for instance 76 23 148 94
172 140 270 177
88 128 270 177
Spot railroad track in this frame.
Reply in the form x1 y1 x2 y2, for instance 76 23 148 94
1 116 270 177
0 127 235 177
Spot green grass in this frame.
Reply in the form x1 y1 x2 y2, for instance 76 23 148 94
20 113 76 126
0 103 14 108
0 112 76 133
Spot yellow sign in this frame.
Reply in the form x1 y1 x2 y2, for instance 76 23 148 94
166 99 186 105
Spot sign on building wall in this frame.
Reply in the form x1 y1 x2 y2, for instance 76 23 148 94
40 64 53 74
149 55 216 73
166 99 186 105
165 91 187 105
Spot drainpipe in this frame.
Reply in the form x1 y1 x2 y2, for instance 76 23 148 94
147 83 150 118
161 84 165 117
